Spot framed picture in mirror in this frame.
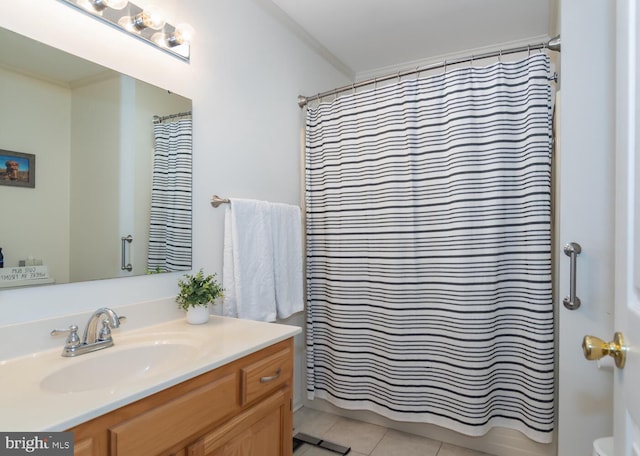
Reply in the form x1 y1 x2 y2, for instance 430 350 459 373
0 150 35 188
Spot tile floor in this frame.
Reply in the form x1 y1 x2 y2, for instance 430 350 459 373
293 407 497 456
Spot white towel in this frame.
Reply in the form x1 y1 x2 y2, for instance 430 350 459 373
270 203 304 319
222 208 237 317
223 199 277 322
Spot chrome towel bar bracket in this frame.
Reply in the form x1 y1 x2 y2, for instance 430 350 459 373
210 195 230 208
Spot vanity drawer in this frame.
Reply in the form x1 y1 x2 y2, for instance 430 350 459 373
110 372 238 455
241 346 292 405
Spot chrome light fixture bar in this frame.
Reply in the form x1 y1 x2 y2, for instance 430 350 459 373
60 0 193 61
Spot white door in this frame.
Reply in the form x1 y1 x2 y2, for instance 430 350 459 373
558 1 616 454
613 0 640 454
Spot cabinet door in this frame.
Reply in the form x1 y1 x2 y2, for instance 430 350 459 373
209 408 281 456
200 388 291 456
74 438 96 456
70 423 109 456
110 373 238 455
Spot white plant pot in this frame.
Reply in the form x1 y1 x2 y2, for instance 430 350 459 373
186 304 210 324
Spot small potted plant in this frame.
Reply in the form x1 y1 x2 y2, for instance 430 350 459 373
176 269 224 324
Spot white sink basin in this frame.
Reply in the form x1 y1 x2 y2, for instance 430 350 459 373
0 316 301 432
41 338 203 393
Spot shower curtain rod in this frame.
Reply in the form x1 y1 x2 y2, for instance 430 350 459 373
152 110 192 124
297 35 561 108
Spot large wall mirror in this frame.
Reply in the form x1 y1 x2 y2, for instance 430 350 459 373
0 27 192 289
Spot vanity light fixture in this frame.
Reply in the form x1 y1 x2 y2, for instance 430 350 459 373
60 0 193 61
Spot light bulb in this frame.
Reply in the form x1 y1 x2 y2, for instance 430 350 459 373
151 32 168 48
166 23 194 47
135 5 166 30
117 15 136 32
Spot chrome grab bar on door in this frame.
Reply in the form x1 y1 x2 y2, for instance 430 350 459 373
563 242 582 310
121 235 133 272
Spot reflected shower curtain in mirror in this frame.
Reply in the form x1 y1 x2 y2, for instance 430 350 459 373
305 54 553 443
147 118 192 272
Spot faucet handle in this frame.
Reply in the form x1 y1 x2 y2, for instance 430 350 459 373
50 325 81 348
96 314 126 341
98 320 112 341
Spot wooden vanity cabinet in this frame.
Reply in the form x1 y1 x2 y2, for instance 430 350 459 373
67 338 294 456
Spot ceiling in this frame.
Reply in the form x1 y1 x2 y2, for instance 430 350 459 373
0 28 112 87
268 0 552 78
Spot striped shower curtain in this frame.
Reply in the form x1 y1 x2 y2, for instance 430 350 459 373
147 118 192 272
305 54 553 443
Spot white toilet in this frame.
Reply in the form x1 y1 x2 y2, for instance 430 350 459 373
593 437 614 456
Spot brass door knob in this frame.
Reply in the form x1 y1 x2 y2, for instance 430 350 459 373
582 332 627 369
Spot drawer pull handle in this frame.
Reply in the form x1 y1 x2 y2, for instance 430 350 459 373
260 368 282 383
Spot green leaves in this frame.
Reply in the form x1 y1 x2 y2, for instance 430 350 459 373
176 269 224 311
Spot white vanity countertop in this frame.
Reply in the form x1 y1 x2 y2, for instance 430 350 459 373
0 316 301 431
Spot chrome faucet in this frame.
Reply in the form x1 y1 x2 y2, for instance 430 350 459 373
83 307 123 345
51 307 126 357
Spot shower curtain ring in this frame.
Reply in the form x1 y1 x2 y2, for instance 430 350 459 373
528 45 531 57
499 49 502 62
444 60 447 73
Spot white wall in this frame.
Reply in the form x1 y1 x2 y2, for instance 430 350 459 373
0 66 71 282
69 75 121 282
